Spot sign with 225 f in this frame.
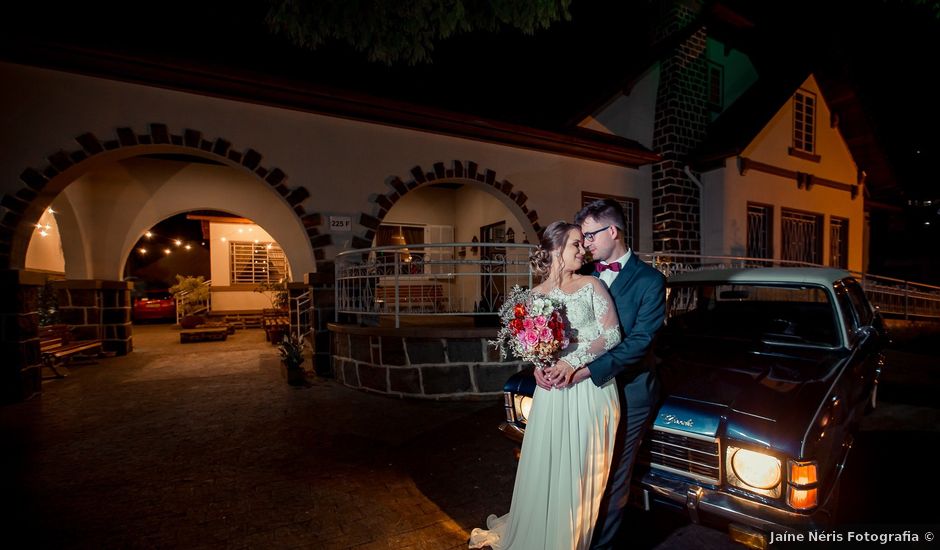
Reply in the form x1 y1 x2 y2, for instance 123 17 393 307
329 216 352 232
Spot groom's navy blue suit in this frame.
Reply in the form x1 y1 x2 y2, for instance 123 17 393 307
588 252 666 549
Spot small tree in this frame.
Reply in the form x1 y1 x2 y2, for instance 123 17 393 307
254 278 289 310
169 275 209 316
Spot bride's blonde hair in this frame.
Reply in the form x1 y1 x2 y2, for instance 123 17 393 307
530 221 579 284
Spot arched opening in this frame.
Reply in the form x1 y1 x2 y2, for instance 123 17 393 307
376 182 536 314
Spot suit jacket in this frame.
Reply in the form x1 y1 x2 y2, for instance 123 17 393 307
588 253 666 387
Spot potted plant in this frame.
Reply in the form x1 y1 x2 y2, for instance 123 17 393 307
278 333 308 387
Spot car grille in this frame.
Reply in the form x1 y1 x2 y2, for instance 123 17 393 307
648 427 720 485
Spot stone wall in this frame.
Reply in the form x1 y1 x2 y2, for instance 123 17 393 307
55 279 132 355
330 324 525 399
0 270 43 403
652 0 706 255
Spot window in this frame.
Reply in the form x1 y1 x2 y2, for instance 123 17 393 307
792 89 817 155
230 241 288 283
746 203 773 259
781 208 823 265
581 192 640 251
829 217 849 269
707 62 723 111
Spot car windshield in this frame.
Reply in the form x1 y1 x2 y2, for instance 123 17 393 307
665 283 841 347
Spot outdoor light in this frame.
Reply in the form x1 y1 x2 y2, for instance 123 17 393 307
184 244 192 250
139 248 147 254
164 248 171 255
47 208 55 214
145 231 153 238
39 230 48 237
174 239 182 246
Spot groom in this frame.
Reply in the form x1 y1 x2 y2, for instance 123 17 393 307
538 198 666 549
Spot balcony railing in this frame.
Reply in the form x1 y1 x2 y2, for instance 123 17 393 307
335 246 940 325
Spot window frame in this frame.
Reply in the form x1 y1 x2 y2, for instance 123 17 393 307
229 240 288 284
581 191 640 252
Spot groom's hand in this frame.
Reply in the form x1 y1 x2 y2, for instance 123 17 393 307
534 366 554 390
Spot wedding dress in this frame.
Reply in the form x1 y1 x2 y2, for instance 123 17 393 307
470 280 622 550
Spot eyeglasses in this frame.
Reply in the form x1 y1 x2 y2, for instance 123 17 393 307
582 225 613 242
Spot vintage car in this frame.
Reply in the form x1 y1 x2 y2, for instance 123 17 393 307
499 267 886 549
132 289 177 321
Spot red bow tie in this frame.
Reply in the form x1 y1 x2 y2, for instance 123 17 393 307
596 261 621 273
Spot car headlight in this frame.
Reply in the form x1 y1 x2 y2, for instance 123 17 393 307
726 446 782 497
513 394 533 423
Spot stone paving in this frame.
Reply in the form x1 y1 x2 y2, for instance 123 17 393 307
1 324 519 549
3 324 937 549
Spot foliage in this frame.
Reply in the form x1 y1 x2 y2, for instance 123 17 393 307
265 0 572 65
37 279 60 327
254 278 289 310
278 333 307 369
169 275 209 316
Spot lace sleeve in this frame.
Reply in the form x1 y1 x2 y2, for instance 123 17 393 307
563 282 622 369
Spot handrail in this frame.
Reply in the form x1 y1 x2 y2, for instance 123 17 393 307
175 279 212 324
335 246 940 322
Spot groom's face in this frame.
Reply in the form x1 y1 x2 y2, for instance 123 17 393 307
580 216 614 262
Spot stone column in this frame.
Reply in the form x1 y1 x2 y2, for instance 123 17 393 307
306 270 336 377
0 270 43 404
55 279 132 355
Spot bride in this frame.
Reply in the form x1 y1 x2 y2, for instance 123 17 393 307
470 221 622 550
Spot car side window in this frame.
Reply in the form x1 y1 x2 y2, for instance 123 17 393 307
834 284 858 345
844 280 873 327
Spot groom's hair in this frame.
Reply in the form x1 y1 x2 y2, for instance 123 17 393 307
575 199 626 235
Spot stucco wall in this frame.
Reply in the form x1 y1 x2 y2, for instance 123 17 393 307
702 76 864 270
1 61 644 275
24 207 65 273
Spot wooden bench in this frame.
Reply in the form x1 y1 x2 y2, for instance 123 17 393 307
375 283 448 312
262 309 290 343
180 326 229 343
39 324 103 378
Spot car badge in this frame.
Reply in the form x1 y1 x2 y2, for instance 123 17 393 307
663 414 694 428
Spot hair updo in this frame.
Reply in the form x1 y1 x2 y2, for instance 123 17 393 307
529 220 580 281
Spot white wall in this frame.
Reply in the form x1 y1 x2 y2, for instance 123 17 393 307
24 207 65 273
50 157 309 280
703 76 865 270
579 65 660 149
1 62 647 272
208 221 284 312
383 187 457 226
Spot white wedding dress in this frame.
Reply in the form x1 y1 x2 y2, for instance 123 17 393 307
470 280 622 550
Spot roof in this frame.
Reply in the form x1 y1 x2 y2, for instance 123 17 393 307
689 67 899 202
668 267 853 286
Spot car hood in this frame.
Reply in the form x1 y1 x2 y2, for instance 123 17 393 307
655 339 848 457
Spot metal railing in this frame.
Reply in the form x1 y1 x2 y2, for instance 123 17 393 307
335 246 940 324
291 290 313 340
335 243 535 327
175 279 212 324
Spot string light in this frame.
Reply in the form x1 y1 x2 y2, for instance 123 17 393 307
145 231 153 238
139 248 148 254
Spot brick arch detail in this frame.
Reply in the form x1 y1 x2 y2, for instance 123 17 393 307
0 123 330 270
352 161 543 248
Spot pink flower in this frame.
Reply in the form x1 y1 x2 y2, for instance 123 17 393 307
523 329 540 347
538 327 553 342
522 318 535 330
534 315 548 328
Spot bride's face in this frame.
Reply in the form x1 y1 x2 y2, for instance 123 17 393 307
556 228 585 273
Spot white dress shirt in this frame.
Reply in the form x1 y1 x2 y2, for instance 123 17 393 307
598 249 632 288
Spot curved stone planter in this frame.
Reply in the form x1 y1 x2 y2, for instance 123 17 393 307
328 323 527 399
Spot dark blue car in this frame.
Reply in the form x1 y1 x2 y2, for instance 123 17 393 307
499 268 886 549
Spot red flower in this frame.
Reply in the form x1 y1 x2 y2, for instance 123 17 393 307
511 319 524 332
513 303 526 319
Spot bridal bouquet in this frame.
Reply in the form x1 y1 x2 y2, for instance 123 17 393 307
490 285 570 370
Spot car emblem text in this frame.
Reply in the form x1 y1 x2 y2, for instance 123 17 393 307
664 414 694 428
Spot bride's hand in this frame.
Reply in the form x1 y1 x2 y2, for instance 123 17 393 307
550 360 576 389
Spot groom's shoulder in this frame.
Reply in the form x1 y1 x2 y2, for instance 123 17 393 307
634 256 665 281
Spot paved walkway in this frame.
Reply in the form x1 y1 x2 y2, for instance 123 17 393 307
4 325 936 549
2 324 519 549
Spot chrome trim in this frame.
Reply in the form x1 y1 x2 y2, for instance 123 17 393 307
498 421 524 443
687 486 704 523
650 451 720 472
639 473 819 534
653 439 720 457
650 462 720 485
653 425 719 443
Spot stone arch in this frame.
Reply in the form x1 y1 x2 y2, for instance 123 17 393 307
352 161 543 248
0 123 329 274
